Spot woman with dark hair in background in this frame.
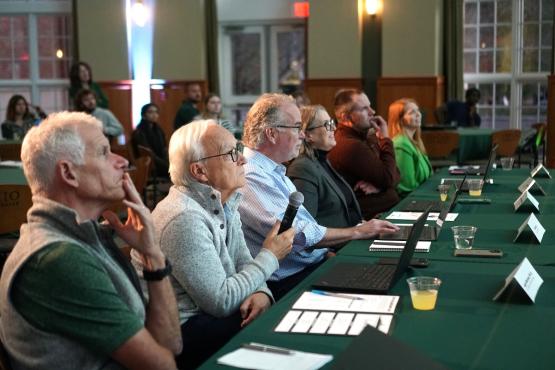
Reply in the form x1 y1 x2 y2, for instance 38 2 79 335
195 93 235 133
287 105 363 238
69 61 109 109
388 98 432 196
1 95 46 140
131 103 169 177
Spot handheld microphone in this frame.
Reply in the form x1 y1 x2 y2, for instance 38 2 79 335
277 191 304 234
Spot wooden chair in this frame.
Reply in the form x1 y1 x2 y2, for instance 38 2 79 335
421 131 460 169
0 143 22 161
136 145 171 207
491 129 521 157
518 123 546 168
111 143 135 166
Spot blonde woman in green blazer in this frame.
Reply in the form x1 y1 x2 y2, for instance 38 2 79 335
388 98 432 196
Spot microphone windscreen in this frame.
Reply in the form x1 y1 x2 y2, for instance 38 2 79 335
289 191 304 208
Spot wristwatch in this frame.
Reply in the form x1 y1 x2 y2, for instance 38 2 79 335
143 258 172 281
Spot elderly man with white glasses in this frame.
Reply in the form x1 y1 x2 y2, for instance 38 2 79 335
143 120 294 369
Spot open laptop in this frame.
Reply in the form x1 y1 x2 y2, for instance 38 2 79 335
402 174 466 212
380 190 458 241
311 208 430 294
441 144 498 191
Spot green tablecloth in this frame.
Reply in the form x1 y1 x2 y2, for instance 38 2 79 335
0 167 26 185
200 256 555 370
199 166 555 370
457 128 493 163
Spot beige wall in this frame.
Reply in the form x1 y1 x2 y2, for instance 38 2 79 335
76 0 129 80
382 0 443 76
308 0 362 79
152 0 206 80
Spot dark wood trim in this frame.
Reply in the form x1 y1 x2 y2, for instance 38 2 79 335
304 78 363 118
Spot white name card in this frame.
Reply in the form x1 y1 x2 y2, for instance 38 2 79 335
513 213 545 243
513 191 540 213
517 177 546 196
531 164 552 179
493 258 544 303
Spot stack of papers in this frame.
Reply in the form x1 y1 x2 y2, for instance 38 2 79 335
386 211 458 222
274 291 398 336
0 160 22 168
217 343 333 370
369 240 431 252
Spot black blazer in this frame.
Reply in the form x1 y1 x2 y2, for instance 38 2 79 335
287 153 363 229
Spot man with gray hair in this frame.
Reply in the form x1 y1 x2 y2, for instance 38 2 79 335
143 120 294 369
0 112 181 369
239 93 399 299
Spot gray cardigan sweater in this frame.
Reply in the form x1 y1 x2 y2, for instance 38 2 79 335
152 183 277 324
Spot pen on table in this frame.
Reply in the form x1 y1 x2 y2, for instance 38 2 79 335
311 289 365 301
241 343 293 355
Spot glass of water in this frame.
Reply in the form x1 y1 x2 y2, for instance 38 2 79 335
451 226 477 249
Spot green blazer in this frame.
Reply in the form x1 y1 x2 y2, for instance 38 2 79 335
287 153 362 229
393 135 432 195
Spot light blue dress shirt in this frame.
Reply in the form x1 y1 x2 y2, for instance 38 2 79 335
238 147 327 281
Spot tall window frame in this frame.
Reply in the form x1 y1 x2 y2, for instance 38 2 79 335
463 0 553 130
0 0 73 121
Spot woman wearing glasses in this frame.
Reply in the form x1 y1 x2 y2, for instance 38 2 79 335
388 98 432 195
287 105 363 235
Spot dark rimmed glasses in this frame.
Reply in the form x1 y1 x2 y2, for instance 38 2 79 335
275 122 303 133
194 141 244 163
308 119 336 132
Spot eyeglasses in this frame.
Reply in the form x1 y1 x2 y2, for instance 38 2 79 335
308 119 336 132
275 122 303 133
194 142 244 163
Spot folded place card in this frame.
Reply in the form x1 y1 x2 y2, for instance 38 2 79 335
530 163 552 179
513 213 545 243
513 191 540 213
493 257 544 303
517 177 547 195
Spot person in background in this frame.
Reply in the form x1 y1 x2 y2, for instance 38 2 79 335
441 87 481 127
328 89 401 219
74 89 123 140
388 98 432 196
195 93 235 133
292 91 311 108
174 83 202 130
238 93 399 300
69 61 109 109
132 103 169 178
287 105 363 239
141 120 294 369
0 111 181 369
1 95 46 140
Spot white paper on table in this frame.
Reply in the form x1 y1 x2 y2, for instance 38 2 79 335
370 240 431 252
309 312 336 334
0 160 23 168
292 291 399 314
217 346 333 370
291 311 319 333
347 313 380 335
275 310 302 332
327 312 355 335
386 211 458 222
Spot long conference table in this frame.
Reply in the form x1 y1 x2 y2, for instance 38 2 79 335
200 167 555 370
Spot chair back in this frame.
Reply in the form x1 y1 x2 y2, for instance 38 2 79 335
491 129 521 157
0 185 32 235
0 334 12 370
421 131 460 159
111 144 135 165
0 144 22 161
130 156 152 199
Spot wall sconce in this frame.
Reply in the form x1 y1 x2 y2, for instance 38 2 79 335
366 0 380 15
131 0 150 27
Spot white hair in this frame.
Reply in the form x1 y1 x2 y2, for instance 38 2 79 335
168 119 216 186
21 111 102 195
242 93 295 149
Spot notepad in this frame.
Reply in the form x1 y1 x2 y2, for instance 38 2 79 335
217 345 333 370
369 240 431 252
386 211 458 222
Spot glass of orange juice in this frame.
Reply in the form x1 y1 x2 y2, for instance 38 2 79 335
438 184 451 202
467 179 483 196
407 276 442 310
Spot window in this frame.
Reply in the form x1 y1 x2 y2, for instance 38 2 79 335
463 0 553 130
0 0 72 123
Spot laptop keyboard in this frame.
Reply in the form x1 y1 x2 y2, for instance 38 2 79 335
344 264 396 291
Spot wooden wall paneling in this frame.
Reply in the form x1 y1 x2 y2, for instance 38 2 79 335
97 81 133 141
304 78 363 118
150 80 208 142
546 75 555 168
376 76 445 123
